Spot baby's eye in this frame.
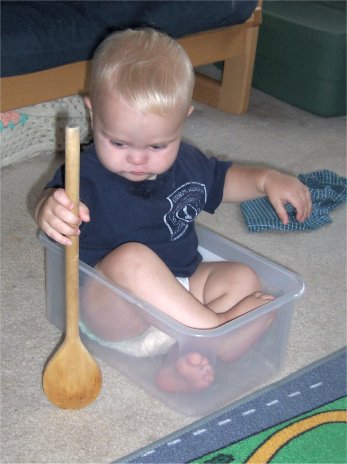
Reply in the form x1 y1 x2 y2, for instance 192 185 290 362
110 140 125 148
151 144 167 151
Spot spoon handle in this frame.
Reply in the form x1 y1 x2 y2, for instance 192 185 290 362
65 125 80 340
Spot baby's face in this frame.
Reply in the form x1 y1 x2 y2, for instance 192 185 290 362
85 93 192 182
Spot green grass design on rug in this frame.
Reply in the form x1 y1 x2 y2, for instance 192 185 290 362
192 396 346 464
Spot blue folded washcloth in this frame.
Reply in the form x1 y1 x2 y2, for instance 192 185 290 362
241 170 347 232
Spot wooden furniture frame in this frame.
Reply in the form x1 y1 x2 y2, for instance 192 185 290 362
0 2 262 113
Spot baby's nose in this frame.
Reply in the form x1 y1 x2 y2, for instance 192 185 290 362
127 150 148 165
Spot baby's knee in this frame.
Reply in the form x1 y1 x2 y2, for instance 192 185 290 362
112 242 151 264
97 242 156 283
236 263 261 294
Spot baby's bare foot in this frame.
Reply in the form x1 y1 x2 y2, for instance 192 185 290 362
228 291 274 320
156 352 214 393
176 353 214 389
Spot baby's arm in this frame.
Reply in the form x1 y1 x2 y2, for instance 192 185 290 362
223 165 312 224
34 188 90 246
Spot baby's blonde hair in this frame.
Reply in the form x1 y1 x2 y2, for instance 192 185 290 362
89 28 195 115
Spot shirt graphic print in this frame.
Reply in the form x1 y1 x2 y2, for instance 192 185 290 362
164 182 207 240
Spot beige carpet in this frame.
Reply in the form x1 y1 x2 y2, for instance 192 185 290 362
1 89 346 463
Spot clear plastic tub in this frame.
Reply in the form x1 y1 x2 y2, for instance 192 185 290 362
39 224 304 416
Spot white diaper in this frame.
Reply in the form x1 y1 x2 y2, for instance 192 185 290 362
79 276 189 358
80 321 175 357
176 276 190 291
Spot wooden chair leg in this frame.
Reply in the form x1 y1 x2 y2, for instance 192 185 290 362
193 24 259 115
219 24 259 114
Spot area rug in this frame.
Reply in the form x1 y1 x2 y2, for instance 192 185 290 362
119 347 346 463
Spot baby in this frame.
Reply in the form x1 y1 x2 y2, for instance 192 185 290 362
35 28 312 393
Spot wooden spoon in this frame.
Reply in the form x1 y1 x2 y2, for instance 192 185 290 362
43 125 102 409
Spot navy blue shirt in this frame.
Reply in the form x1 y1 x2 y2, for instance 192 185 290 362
46 142 232 276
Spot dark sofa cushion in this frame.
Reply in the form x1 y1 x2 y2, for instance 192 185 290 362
1 0 257 77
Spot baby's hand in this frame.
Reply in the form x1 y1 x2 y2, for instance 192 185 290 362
35 188 90 246
263 171 312 225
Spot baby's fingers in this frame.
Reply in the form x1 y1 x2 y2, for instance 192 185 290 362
79 201 90 223
49 189 81 226
52 188 75 210
43 223 77 246
253 292 275 302
295 187 312 222
52 189 90 223
50 201 81 229
284 187 311 223
271 185 312 225
42 215 80 246
270 199 290 225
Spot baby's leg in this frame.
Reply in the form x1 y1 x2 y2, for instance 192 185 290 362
80 275 150 342
154 292 274 393
217 292 275 363
83 243 217 392
189 261 262 313
190 262 275 363
83 245 273 392
81 242 204 341
95 243 233 329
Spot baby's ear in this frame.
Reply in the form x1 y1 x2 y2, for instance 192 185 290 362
187 105 194 118
84 96 93 124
